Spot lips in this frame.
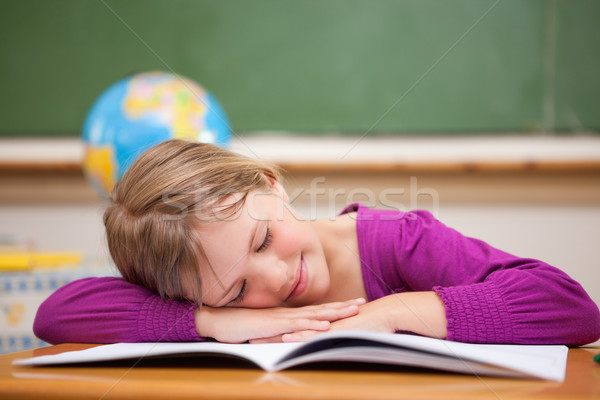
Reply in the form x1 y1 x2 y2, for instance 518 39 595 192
286 253 308 301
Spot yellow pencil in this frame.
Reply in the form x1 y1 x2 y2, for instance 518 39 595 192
0 251 83 270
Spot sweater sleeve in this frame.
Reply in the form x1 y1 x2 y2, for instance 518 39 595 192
386 210 600 345
33 277 203 344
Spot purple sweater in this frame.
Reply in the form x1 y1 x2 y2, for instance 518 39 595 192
34 204 600 345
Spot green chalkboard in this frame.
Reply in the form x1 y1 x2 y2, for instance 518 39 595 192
0 0 598 137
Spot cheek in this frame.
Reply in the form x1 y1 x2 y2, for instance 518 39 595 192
242 292 279 308
274 220 314 254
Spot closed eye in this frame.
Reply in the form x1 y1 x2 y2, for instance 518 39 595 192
257 226 272 253
230 279 247 305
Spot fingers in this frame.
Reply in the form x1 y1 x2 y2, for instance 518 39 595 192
286 318 331 332
313 298 366 308
281 330 322 343
249 300 368 344
304 304 359 322
253 299 366 340
244 315 331 343
294 298 365 311
249 335 284 344
201 298 368 344
287 298 365 321
244 304 359 343
350 298 367 305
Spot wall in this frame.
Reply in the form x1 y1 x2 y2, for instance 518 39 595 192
1 0 599 135
1 161 599 313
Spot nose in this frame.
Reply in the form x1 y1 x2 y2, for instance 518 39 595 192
255 257 288 294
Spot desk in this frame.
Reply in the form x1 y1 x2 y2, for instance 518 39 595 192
1 344 599 400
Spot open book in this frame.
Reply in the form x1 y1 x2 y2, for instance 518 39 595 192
13 330 568 381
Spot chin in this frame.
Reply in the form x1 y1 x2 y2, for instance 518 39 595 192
297 253 330 306
306 281 330 306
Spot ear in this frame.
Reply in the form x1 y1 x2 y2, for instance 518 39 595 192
268 177 289 202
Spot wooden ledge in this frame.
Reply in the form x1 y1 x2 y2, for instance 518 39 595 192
277 160 600 173
2 160 600 175
0 162 83 173
2 135 600 174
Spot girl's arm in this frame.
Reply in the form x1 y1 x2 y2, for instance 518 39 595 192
277 290 447 343
373 210 600 345
34 277 200 344
284 209 600 345
34 276 362 344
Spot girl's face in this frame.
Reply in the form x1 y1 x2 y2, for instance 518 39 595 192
193 186 331 309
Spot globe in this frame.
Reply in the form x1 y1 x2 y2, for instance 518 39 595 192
82 71 231 199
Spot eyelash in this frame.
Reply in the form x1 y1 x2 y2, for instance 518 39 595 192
257 227 272 253
231 280 247 305
231 227 272 305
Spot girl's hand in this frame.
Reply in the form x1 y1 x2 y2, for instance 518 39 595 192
280 292 448 343
194 298 365 344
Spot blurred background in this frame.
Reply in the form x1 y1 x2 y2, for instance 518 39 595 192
1 0 599 133
1 0 599 351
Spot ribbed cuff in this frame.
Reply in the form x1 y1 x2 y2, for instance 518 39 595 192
434 281 514 344
137 295 201 342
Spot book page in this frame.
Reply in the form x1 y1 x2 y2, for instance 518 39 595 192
273 331 567 381
13 341 302 371
13 331 568 381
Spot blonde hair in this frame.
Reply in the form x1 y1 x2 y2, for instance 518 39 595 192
103 139 280 303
